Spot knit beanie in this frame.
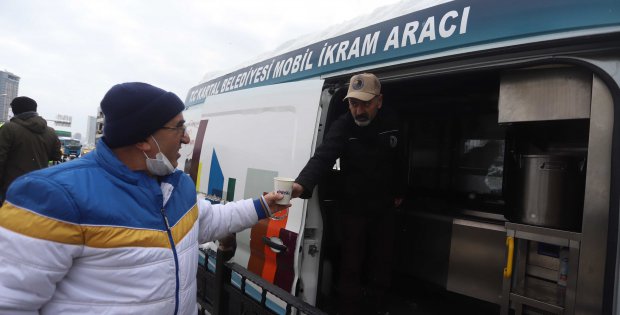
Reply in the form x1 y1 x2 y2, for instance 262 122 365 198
10 96 37 115
101 82 185 148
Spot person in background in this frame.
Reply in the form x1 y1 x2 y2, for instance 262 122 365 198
0 82 288 315
292 73 407 315
0 96 61 203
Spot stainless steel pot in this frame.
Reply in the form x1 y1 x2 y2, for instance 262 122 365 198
515 155 585 230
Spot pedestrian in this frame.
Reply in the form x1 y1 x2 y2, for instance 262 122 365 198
292 73 407 315
0 96 61 203
0 82 288 315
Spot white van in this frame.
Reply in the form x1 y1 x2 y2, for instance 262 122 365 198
182 0 620 314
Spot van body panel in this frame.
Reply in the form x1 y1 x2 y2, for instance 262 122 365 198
186 0 620 106
180 79 324 293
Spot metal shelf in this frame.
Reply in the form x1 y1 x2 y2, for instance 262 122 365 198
505 222 581 246
500 223 581 315
510 293 564 314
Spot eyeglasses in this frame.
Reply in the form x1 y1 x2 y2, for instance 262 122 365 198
160 125 187 134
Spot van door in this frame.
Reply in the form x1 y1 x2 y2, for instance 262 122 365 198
180 79 324 296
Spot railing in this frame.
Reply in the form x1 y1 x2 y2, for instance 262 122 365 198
197 247 327 315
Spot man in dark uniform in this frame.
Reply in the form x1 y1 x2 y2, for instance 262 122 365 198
292 73 406 315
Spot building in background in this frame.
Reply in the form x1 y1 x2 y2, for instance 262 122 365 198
0 70 20 123
48 114 73 143
51 114 72 128
86 115 96 146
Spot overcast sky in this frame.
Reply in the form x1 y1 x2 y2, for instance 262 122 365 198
0 0 404 141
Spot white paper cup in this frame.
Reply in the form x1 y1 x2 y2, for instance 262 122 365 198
274 177 294 205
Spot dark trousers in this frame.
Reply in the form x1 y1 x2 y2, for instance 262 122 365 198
338 210 395 315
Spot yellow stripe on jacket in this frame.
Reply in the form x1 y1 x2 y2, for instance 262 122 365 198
0 202 199 248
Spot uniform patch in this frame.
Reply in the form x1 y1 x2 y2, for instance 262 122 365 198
390 135 398 148
352 78 364 90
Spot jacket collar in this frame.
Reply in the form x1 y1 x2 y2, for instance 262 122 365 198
93 138 182 186
12 111 38 120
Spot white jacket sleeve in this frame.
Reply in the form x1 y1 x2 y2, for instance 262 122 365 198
0 226 78 314
197 197 269 243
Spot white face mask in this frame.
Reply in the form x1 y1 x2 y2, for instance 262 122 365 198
144 136 175 176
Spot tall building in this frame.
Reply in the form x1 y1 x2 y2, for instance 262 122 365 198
86 115 96 146
0 70 20 123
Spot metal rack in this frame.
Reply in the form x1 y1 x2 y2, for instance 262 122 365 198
500 222 581 315
197 248 327 315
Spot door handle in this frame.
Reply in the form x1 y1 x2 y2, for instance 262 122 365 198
503 236 514 278
262 236 287 252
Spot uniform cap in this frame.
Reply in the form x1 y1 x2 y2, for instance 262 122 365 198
343 73 381 101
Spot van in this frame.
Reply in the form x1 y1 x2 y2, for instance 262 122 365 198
182 0 620 314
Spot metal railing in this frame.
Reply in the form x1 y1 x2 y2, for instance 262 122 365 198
197 247 327 315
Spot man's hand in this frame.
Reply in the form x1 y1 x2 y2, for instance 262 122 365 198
292 182 304 198
263 191 291 215
218 234 236 251
217 234 237 261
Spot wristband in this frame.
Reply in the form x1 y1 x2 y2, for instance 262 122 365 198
259 195 273 218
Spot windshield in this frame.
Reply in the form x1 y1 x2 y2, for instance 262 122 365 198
61 139 80 146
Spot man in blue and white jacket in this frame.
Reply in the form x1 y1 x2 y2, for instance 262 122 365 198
0 82 287 315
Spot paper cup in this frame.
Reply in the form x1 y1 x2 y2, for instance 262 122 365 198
274 177 294 205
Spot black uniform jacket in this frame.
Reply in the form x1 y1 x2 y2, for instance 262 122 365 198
295 107 407 213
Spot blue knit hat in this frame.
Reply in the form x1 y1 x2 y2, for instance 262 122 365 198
101 82 185 148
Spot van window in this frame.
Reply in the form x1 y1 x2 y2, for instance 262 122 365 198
408 112 505 210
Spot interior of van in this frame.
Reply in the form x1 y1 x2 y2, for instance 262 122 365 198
314 65 591 314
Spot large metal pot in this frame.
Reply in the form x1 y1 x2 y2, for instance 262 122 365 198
515 155 585 230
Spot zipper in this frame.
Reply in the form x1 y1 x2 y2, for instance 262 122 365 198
161 207 180 315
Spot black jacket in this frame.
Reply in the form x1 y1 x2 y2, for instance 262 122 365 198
295 107 406 212
0 112 61 197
